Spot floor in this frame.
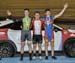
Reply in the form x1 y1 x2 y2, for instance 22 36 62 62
0 56 75 63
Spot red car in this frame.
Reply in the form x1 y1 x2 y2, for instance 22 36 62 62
0 20 75 57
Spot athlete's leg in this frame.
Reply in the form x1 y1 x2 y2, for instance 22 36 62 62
20 30 26 61
33 35 37 56
27 31 32 60
33 35 37 59
33 43 37 59
20 41 25 60
50 38 56 59
51 39 54 56
44 36 49 59
38 43 42 59
27 41 32 53
38 35 42 57
27 41 32 60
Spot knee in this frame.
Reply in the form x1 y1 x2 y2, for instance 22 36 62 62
45 38 48 44
33 44 36 48
38 44 42 48
21 42 25 47
27 41 32 46
51 41 54 47
45 41 48 46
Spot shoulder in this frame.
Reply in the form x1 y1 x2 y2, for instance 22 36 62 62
29 16 31 19
42 16 46 20
50 16 54 19
22 17 25 19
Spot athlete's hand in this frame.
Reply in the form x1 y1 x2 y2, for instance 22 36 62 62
20 26 22 28
64 3 68 9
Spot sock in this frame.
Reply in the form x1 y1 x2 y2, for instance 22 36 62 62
29 53 32 60
20 54 23 60
29 53 32 57
39 53 41 56
34 53 36 56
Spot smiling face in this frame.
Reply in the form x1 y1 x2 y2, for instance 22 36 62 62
45 9 51 17
45 11 51 16
34 12 40 20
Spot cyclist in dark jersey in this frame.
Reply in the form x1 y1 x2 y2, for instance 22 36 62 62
6 10 16 29
43 3 68 59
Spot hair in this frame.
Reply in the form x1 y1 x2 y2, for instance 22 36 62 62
34 11 40 14
45 9 51 13
24 8 30 12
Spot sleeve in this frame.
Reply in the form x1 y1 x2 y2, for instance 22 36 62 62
7 15 16 22
50 16 54 20
42 20 45 27
41 20 45 30
42 17 46 21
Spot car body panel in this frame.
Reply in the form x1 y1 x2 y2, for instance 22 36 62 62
0 20 75 52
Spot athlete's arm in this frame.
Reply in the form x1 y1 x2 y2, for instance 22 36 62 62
44 22 46 30
30 20 34 29
42 20 45 30
54 3 68 19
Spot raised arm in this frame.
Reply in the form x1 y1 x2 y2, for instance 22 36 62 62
54 3 68 19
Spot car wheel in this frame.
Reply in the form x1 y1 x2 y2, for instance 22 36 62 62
0 41 15 57
64 38 75 57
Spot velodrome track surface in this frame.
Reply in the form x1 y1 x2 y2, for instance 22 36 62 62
0 56 75 63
